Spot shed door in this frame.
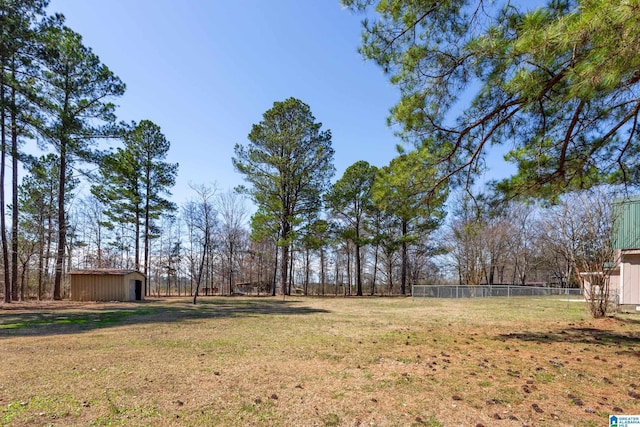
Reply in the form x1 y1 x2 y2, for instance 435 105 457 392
129 280 136 301
135 280 142 300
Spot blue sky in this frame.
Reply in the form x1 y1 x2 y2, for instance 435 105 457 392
45 0 519 208
46 0 407 205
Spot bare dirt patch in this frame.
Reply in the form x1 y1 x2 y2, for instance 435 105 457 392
1 297 638 426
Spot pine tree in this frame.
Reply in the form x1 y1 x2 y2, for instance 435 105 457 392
325 161 377 296
345 0 640 199
0 0 48 302
92 120 177 295
39 22 125 299
234 98 335 295
372 147 448 295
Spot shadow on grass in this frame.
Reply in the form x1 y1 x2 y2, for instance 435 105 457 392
618 316 640 326
0 298 330 338
497 326 640 349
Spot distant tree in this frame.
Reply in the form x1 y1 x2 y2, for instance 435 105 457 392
249 206 281 296
445 195 487 287
184 184 218 304
18 154 69 298
373 146 448 294
92 120 177 295
345 0 640 199
182 199 199 295
325 161 377 296
39 22 125 299
542 189 617 317
155 214 182 296
132 121 178 292
445 194 511 286
233 98 335 295
377 214 401 294
92 146 141 266
75 195 111 268
216 190 249 295
366 204 395 295
505 203 537 286
298 214 331 296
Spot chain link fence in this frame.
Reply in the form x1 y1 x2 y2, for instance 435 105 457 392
411 284 584 299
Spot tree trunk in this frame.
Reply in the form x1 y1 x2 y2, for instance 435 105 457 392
401 219 408 295
271 244 278 296
228 242 233 295
280 221 290 295
20 259 27 301
355 241 362 296
10 67 19 301
135 209 141 288
387 256 393 295
193 240 207 304
334 251 340 296
0 76 10 303
304 247 310 296
320 246 325 296
288 247 294 295
355 220 362 296
66 232 74 274
53 139 66 300
346 244 352 296
44 207 54 297
371 243 379 296
488 264 495 286
37 232 44 300
133 207 144 296
280 244 288 295
144 170 150 296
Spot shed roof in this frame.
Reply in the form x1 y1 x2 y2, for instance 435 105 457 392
69 269 145 276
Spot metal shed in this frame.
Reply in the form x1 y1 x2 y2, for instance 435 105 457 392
584 196 640 311
70 269 145 302
612 195 640 250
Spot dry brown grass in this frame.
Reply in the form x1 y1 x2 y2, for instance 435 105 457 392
1 296 639 426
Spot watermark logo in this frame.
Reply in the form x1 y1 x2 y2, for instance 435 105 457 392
610 415 640 427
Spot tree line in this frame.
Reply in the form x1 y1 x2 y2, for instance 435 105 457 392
2 0 638 308
1 1 176 302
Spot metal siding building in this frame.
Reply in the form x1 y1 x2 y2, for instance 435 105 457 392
70 270 145 302
613 196 640 249
606 197 640 309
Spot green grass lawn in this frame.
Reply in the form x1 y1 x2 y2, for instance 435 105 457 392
1 296 638 426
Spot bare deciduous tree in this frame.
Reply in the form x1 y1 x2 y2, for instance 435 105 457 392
216 190 249 295
184 184 218 304
542 189 617 317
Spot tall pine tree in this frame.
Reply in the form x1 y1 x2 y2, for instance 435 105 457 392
325 161 378 296
39 22 125 299
233 98 335 295
93 120 177 295
0 0 49 302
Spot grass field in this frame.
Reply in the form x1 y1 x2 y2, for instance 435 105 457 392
1 296 639 426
